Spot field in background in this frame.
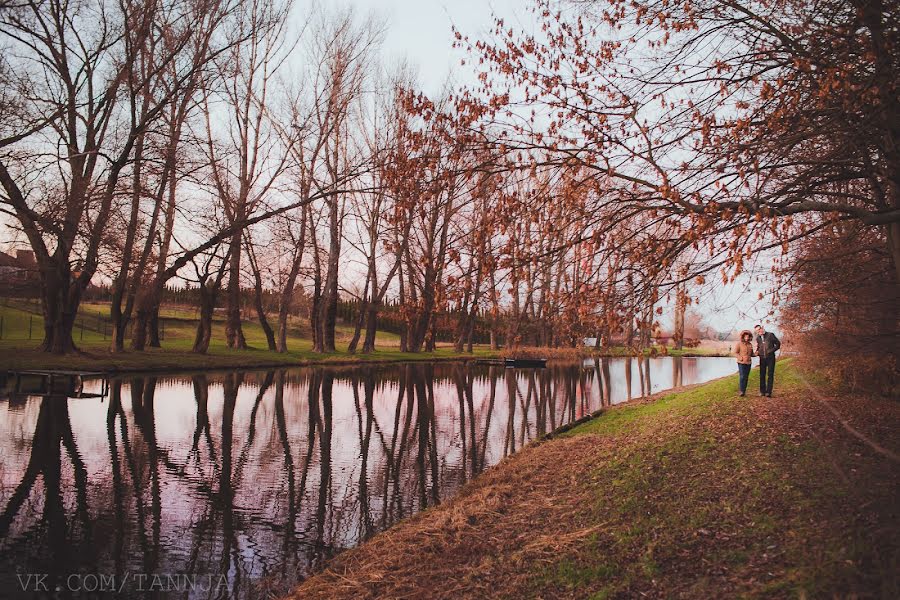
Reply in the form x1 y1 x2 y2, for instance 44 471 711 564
0 298 400 349
0 298 497 372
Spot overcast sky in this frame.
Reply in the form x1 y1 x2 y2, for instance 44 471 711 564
346 0 523 95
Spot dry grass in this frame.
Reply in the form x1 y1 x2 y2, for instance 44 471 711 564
287 434 605 599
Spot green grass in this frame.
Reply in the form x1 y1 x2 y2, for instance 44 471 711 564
0 300 495 372
535 360 897 597
0 299 400 346
564 362 799 438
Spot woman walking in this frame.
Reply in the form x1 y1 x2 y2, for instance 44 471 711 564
734 330 755 396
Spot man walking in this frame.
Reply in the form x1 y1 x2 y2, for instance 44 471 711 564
754 324 781 397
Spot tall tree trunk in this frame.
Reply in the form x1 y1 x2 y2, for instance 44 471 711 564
489 269 500 350
38 268 82 355
246 237 276 350
276 277 298 353
193 285 217 354
453 286 472 353
311 274 322 351
109 133 146 352
673 282 686 350
225 230 247 349
425 315 438 352
409 263 437 352
465 305 478 353
276 211 307 353
130 163 177 351
310 226 324 352
346 274 370 355
317 197 341 353
465 263 484 353
131 302 151 351
398 262 408 353
148 309 161 347
252 282 276 351
193 258 229 354
361 302 379 353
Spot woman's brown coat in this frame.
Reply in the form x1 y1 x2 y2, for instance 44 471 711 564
734 330 755 364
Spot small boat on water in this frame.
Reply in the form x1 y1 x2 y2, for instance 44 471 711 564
504 358 548 369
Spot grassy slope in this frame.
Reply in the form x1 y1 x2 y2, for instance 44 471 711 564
0 302 494 372
289 362 899 599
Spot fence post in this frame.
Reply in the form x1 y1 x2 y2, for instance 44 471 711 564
0 315 3 339
28 316 32 340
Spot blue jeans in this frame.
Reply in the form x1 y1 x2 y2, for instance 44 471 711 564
737 363 751 393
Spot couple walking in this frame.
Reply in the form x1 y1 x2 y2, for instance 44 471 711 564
734 325 781 397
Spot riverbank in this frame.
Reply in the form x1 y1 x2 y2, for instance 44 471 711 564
0 343 730 374
0 344 502 374
501 345 731 360
0 301 727 372
287 362 899 599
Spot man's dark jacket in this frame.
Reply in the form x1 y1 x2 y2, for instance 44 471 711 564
756 331 781 358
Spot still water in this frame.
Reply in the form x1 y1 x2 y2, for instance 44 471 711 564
0 357 735 598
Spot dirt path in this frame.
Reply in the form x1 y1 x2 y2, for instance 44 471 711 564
287 364 900 599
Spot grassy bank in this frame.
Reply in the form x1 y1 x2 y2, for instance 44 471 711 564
0 301 498 372
288 362 899 599
0 300 730 371
0 343 499 373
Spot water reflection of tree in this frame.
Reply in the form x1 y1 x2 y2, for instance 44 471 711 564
314 371 333 570
452 363 480 483
0 394 91 589
673 357 683 389
131 376 162 572
351 373 375 540
379 364 417 526
413 365 439 509
593 357 612 407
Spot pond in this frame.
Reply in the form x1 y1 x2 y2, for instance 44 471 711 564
0 356 735 598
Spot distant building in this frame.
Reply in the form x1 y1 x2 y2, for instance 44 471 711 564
0 249 40 294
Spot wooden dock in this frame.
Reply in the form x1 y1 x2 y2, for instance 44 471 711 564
1 370 109 400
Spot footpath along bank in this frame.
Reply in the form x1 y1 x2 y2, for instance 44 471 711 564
287 361 900 599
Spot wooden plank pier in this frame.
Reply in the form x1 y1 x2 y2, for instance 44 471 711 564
1 370 109 400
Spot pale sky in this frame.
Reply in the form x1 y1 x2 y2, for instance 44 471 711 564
331 0 525 95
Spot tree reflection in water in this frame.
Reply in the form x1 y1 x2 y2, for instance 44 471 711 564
0 357 734 598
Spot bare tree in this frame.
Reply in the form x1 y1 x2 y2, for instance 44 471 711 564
190 246 231 354
271 209 308 352
307 10 381 353
0 0 238 353
345 67 414 354
200 0 294 349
